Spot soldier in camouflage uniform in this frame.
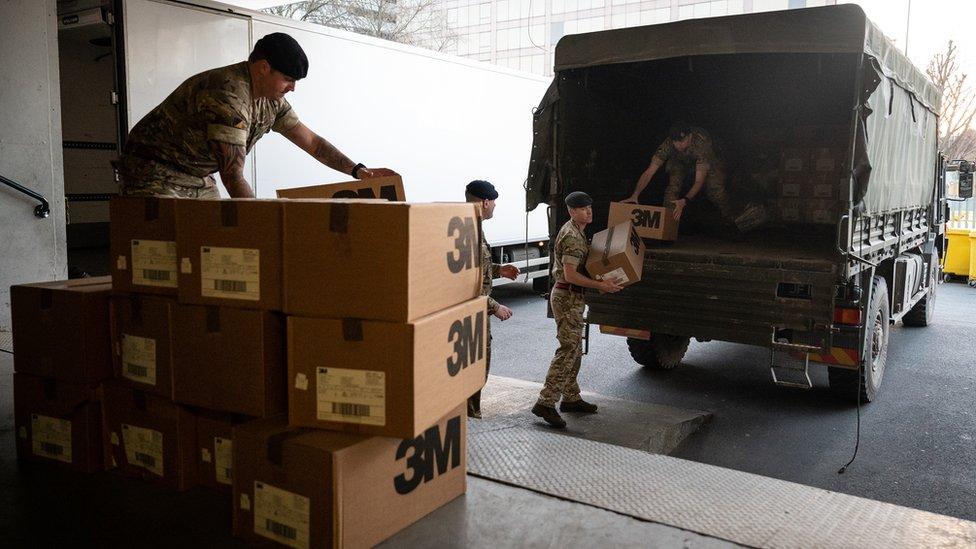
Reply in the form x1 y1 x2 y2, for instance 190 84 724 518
464 181 520 418
532 191 623 428
116 32 394 198
624 123 733 223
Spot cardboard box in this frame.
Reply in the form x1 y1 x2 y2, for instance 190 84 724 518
13 373 103 472
196 410 246 491
607 202 679 241
585 221 645 287
807 199 841 225
233 405 466 549
110 196 178 296
110 294 174 398
772 199 803 223
175 199 282 310
11 277 112 383
172 304 286 417
812 148 844 173
276 175 405 201
288 297 487 438
282 200 482 322
101 381 197 490
782 148 809 172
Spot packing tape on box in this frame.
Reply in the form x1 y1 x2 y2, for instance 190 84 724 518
602 225 615 267
329 203 349 233
266 428 315 467
342 318 363 341
220 201 238 227
145 197 160 221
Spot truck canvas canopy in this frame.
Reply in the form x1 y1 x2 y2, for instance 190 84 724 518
527 4 941 217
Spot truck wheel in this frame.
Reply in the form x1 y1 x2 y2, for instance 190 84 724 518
903 251 938 327
627 334 691 370
829 276 889 402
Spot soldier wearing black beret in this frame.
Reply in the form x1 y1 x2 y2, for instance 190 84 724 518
117 32 396 198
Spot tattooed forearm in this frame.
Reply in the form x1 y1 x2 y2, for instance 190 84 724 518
311 136 356 176
209 140 253 198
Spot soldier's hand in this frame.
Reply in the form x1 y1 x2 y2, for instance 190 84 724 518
599 278 624 293
671 198 687 220
358 167 399 179
620 195 639 204
499 264 520 280
494 305 514 321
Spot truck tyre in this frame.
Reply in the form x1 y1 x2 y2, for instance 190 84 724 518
627 334 691 370
829 276 889 402
903 251 938 327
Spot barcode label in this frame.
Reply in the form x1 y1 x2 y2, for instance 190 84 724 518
40 442 64 456
142 269 171 281
266 519 297 540
125 363 148 378
214 279 248 293
332 403 371 417
223 467 233 480
135 452 156 467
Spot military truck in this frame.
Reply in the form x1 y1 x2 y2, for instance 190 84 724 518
526 5 955 402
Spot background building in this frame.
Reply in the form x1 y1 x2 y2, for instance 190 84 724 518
437 0 837 76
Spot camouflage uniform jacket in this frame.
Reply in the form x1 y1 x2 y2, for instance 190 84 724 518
117 61 300 189
652 127 722 176
551 220 589 285
481 235 501 315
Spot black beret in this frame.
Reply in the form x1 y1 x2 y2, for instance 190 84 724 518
253 33 308 80
565 191 592 208
466 180 498 200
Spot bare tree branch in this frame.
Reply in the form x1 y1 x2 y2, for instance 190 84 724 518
264 0 457 52
928 40 976 160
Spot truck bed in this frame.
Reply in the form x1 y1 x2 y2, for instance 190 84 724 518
642 232 839 273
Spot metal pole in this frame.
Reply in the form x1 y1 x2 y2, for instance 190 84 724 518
904 0 911 55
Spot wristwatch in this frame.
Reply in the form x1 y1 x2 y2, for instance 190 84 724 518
351 163 366 178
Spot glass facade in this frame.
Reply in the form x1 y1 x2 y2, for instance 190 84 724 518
435 0 836 76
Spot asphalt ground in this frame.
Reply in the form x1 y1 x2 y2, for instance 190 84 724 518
488 278 976 521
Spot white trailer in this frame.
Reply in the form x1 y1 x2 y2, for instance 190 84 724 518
55 0 551 283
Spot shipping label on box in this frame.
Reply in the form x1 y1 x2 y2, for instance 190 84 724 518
121 334 157 386
130 239 178 288
607 202 679 241
585 221 645 287
253 481 311 549
315 367 386 426
31 414 73 464
122 423 165 477
200 246 260 301
813 148 843 172
215 437 234 486
111 197 178 296
782 148 808 172
276 175 405 201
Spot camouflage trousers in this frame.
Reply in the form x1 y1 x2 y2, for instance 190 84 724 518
467 323 492 416
538 288 585 407
664 160 733 221
117 159 220 198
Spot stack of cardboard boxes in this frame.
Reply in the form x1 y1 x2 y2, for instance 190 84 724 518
770 127 847 225
10 176 490 547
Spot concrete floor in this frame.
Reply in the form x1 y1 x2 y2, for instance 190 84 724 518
490 279 976 521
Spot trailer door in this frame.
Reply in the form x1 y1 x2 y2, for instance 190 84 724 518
121 0 255 191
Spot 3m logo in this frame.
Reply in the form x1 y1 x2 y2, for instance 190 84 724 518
446 216 478 273
631 208 662 230
393 416 462 495
331 185 399 201
446 311 485 376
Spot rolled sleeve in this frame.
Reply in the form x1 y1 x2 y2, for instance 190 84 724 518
652 139 673 163
272 99 300 134
206 124 247 146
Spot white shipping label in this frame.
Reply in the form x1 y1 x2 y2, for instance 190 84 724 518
596 267 630 285
121 334 157 386
254 482 310 549
31 414 72 464
214 437 233 485
131 239 178 288
122 423 164 477
201 448 212 463
200 246 260 301
116 255 127 271
316 367 386 426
